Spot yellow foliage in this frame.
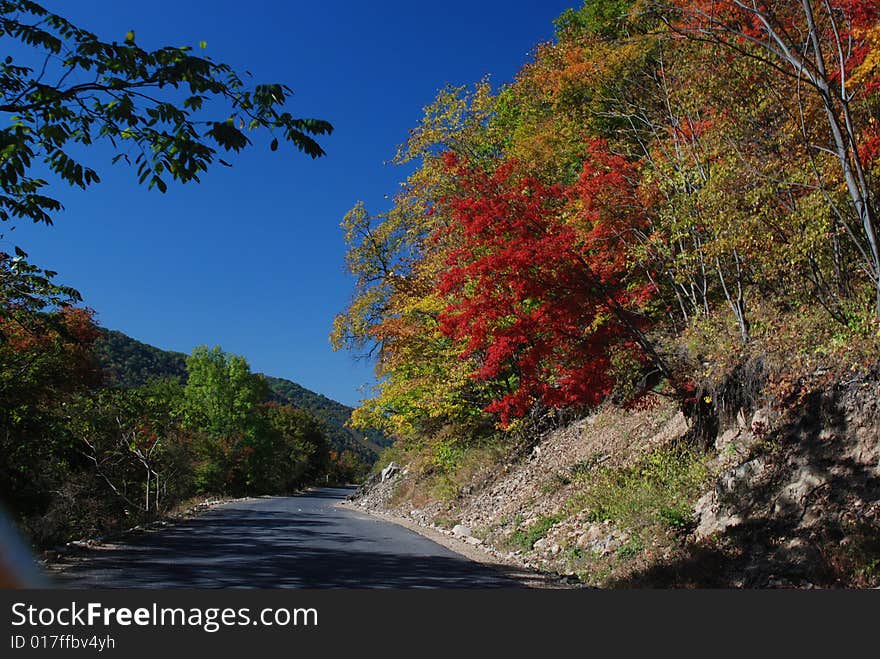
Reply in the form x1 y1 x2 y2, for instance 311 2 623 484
851 23 880 89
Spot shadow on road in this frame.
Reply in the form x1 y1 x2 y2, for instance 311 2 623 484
54 489 519 589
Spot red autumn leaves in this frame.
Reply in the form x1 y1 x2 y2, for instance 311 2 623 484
436 141 653 425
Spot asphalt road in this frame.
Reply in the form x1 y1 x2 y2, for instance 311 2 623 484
53 487 519 588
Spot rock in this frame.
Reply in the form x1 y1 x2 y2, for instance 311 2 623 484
572 524 628 555
693 490 742 539
452 524 472 538
465 536 483 546
575 525 605 549
532 538 548 551
750 407 771 433
590 535 618 556
718 457 766 495
651 411 689 445
693 457 766 539
380 462 400 482
715 427 741 452
774 468 828 523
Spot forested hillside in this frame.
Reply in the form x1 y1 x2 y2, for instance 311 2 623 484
263 376 388 458
338 0 880 586
337 0 880 438
94 330 189 388
95 329 388 461
0 0 341 550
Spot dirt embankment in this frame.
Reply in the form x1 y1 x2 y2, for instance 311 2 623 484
349 374 880 588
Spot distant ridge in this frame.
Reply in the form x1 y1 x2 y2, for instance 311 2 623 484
93 329 389 462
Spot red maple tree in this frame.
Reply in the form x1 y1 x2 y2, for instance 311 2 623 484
437 141 656 425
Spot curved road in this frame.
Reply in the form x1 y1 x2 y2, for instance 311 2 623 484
54 487 519 588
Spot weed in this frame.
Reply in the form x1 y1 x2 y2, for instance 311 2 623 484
578 562 613 585
508 514 563 552
563 545 585 562
615 534 645 560
568 452 613 484
568 445 710 533
433 514 459 530
430 473 461 502
658 506 693 532
859 558 880 585
541 472 571 494
568 459 595 480
722 440 740 460
432 439 463 474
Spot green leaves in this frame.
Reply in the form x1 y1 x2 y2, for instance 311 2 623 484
206 119 249 152
150 176 167 193
0 249 82 317
0 0 333 232
183 346 268 439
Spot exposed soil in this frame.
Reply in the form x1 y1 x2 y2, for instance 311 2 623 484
350 374 880 588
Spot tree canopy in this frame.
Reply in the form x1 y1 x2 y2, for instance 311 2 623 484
0 0 332 231
335 0 880 442
0 1 342 547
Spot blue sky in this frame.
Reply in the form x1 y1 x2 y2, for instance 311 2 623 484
7 0 575 407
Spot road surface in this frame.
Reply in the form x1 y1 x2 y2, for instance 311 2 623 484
53 487 520 588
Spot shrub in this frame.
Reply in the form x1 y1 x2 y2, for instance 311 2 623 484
570 445 710 533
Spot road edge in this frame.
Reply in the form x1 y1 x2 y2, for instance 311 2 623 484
40 495 259 580
336 500 581 589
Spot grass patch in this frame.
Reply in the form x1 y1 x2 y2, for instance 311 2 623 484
577 562 613 585
508 513 563 552
385 429 509 506
433 513 459 530
569 459 597 480
615 533 645 560
568 444 711 534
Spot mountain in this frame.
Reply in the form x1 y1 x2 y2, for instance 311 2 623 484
93 329 390 462
262 376 387 456
93 329 189 388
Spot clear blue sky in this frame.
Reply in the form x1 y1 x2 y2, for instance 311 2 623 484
8 0 575 407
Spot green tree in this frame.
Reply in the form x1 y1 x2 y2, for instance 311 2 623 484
183 345 268 493
0 303 101 541
183 345 268 438
69 379 194 516
0 248 82 321
263 404 330 491
328 449 369 485
0 0 332 232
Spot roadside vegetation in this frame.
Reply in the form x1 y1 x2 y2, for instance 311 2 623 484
0 1 351 548
339 0 880 587
0 323 358 547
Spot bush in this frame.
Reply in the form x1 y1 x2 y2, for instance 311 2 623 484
570 445 710 533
